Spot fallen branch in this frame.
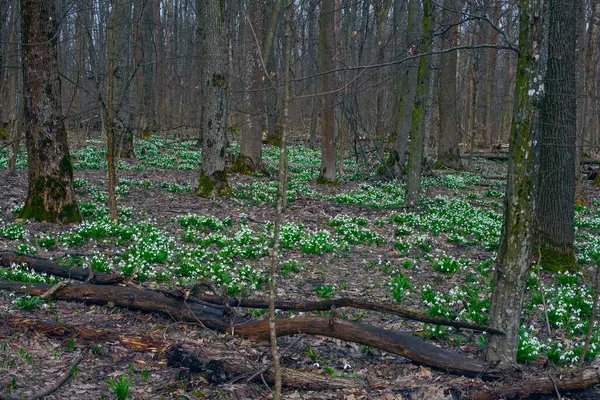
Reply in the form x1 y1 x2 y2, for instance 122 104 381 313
0 281 497 377
29 354 84 400
0 281 230 330
232 316 498 378
0 252 123 285
469 363 600 399
189 293 504 335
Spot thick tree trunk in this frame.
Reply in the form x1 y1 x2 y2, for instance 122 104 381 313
484 0 543 363
195 0 231 197
19 0 81 223
535 0 577 271
404 0 432 208
437 0 463 170
317 0 337 184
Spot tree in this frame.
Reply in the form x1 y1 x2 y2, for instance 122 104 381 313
107 0 135 158
484 0 543 363
436 0 463 170
195 0 231 196
535 0 577 271
133 0 156 138
19 0 81 223
317 0 337 184
404 0 432 208
386 0 420 179
233 0 275 174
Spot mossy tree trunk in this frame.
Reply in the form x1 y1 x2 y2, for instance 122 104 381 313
484 0 543 363
195 0 231 197
436 0 463 170
234 0 267 174
535 0 577 272
317 0 337 184
403 0 432 208
19 0 81 223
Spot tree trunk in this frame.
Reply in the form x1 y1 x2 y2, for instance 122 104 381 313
317 0 337 184
436 0 463 170
264 0 283 146
584 0 600 156
234 0 267 174
195 0 231 197
404 0 432 208
373 0 392 137
386 0 420 179
535 0 577 271
134 0 156 139
19 0 81 223
484 0 543 363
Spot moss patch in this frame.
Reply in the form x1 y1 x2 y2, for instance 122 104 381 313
316 175 338 186
19 175 81 223
231 154 262 175
539 243 579 273
195 170 232 197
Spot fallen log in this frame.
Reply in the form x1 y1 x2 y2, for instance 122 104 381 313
0 252 123 285
189 293 504 335
232 317 497 378
165 344 365 391
0 281 230 330
0 281 498 377
1 251 502 335
468 363 600 399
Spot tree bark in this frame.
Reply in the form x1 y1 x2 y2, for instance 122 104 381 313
195 0 231 197
436 0 463 170
234 0 267 174
404 0 432 208
19 0 81 223
535 0 578 271
386 0 420 179
317 0 337 183
484 0 543 363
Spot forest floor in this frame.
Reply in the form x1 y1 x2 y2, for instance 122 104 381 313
1 137 600 399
